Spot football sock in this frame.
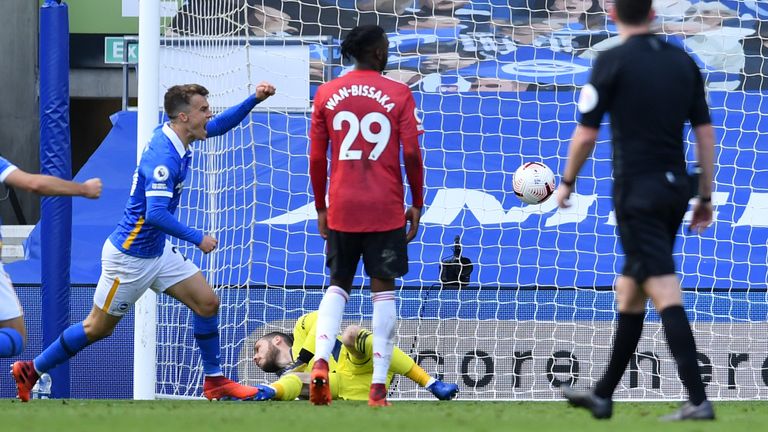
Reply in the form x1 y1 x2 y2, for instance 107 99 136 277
0 327 24 357
405 363 433 388
371 291 396 385
385 339 415 376
594 312 644 399
34 322 91 373
314 285 348 361
660 305 707 405
194 314 223 376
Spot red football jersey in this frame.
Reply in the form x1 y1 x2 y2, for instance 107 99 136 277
310 70 424 232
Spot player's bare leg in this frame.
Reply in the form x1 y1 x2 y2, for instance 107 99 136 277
563 276 645 419
167 272 259 401
645 275 713 420
13 305 121 403
82 306 123 341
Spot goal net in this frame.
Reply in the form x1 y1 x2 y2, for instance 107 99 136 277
153 0 768 400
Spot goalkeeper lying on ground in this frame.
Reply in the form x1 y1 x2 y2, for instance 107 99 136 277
251 311 458 402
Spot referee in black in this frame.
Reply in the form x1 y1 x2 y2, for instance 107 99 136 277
556 0 715 421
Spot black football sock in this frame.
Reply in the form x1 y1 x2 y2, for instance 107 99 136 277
594 312 645 399
660 305 707 405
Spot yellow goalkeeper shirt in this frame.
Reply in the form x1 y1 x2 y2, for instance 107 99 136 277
287 312 396 400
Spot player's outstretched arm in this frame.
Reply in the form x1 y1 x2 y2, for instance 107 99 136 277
205 81 276 137
4 170 102 198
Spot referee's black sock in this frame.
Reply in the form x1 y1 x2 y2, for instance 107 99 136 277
594 312 645 399
660 305 707 405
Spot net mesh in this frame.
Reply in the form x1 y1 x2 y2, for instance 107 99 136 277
154 0 768 400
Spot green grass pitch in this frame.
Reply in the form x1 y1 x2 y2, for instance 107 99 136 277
2 400 767 432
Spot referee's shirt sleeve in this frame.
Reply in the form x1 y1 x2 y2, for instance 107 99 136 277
578 51 616 128
688 59 711 126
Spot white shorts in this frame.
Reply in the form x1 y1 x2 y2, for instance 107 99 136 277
0 262 22 321
93 240 200 316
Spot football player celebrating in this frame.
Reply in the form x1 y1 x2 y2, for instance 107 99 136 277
12 82 275 402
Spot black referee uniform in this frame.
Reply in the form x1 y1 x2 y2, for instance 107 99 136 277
561 30 715 421
578 33 711 282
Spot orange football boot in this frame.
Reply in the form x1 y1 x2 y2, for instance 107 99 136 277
309 359 332 405
203 376 258 401
368 383 391 407
11 361 39 403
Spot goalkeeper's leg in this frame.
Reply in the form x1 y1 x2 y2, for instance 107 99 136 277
342 326 458 400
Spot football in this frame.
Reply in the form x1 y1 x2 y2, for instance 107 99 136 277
512 162 556 205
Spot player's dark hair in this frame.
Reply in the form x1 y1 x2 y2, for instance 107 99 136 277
614 0 652 25
164 84 209 119
340 25 386 64
261 331 294 347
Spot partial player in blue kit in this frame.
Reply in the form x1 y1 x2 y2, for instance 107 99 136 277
0 155 102 360
11 82 276 402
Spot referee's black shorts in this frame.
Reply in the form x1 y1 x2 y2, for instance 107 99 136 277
326 227 409 280
614 171 691 283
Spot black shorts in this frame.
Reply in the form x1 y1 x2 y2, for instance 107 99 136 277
614 171 691 283
326 228 409 280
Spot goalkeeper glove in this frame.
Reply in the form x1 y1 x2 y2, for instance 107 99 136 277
253 384 276 401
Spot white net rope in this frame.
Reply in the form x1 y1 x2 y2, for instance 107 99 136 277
155 0 768 400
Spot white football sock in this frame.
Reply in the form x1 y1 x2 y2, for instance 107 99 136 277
371 291 397 384
314 285 348 362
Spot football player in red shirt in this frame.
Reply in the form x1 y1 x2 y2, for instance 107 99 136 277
308 25 424 407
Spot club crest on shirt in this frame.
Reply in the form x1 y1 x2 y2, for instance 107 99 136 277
153 165 169 181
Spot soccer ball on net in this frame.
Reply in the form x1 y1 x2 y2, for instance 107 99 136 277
512 162 556 205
